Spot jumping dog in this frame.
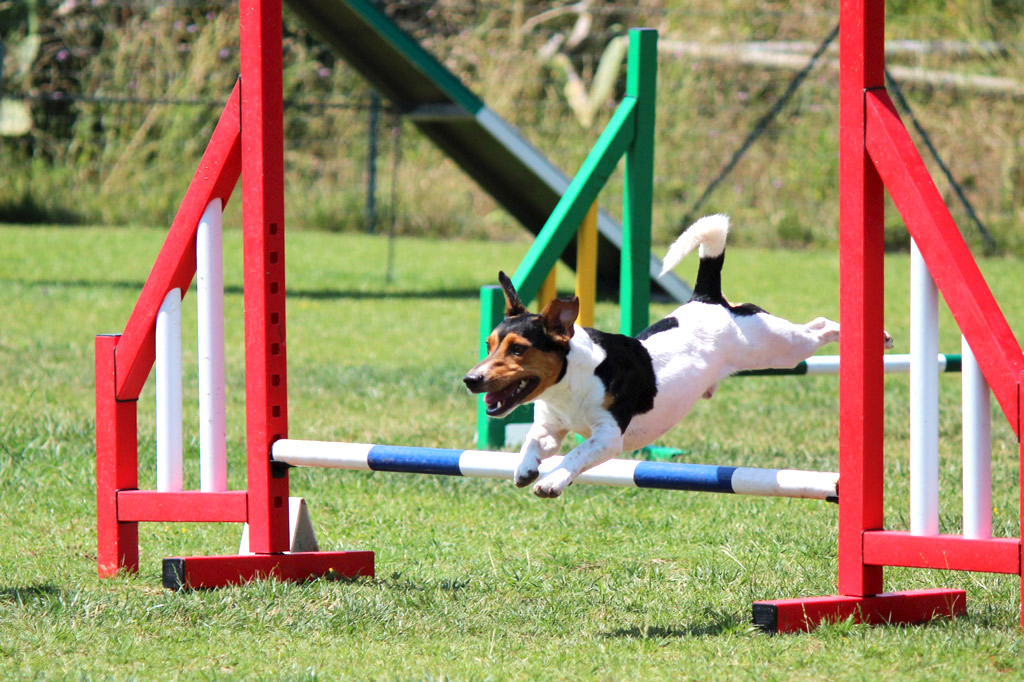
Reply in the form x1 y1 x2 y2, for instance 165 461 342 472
463 215 892 498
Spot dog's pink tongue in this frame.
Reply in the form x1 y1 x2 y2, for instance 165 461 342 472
485 384 516 408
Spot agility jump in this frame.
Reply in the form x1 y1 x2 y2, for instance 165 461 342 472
95 0 1024 635
271 440 839 502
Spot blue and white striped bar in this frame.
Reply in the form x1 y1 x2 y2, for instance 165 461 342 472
271 440 839 502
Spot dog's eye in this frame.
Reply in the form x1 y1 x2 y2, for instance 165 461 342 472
508 343 528 356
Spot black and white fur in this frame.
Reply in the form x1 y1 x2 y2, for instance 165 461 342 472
464 215 891 498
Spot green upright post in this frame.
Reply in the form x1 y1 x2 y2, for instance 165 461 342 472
510 100 638 305
474 27 659 448
476 285 506 447
620 28 657 335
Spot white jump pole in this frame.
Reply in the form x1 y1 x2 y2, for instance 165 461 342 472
271 441 841 501
961 337 992 538
156 287 184 492
197 199 227 492
803 354 953 375
909 239 939 536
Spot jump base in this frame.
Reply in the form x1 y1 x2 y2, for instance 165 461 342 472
752 588 966 634
162 551 375 590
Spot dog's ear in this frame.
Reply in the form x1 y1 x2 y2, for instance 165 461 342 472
540 296 579 341
498 271 527 317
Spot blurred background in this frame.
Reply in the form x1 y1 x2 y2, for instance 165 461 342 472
2 0 1023 253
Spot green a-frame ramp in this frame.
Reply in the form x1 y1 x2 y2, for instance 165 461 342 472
284 0 691 301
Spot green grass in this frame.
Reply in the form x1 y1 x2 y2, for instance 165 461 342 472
3 224 1024 679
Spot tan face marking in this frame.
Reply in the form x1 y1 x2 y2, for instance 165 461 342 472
465 290 578 417
469 331 565 406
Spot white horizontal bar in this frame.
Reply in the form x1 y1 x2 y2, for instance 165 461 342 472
272 440 374 471
730 467 839 500
803 354 948 375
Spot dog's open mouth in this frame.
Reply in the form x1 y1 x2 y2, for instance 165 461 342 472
484 377 540 416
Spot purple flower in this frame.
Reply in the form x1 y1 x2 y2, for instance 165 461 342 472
737 91 749 101
218 47 232 61
318 66 331 79
56 49 70 62
187 24 198 33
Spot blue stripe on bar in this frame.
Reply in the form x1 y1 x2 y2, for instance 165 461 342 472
366 445 464 476
633 461 737 493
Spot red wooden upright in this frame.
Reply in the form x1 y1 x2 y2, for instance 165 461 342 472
837 0 887 602
94 0 373 588
753 0 1023 632
239 0 291 557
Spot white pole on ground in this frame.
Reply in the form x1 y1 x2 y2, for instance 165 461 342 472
197 199 227 492
156 287 184 492
909 240 939 536
961 336 992 539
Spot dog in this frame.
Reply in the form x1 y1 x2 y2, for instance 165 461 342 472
464 215 892 498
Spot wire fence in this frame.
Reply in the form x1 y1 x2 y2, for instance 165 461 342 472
2 1 1023 252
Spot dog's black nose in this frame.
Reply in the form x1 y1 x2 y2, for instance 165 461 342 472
463 373 484 392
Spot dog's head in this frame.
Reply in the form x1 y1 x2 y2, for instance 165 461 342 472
463 271 579 418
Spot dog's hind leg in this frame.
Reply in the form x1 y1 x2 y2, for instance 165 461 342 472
803 316 840 345
515 423 567 487
735 315 842 371
749 316 894 372
804 317 894 349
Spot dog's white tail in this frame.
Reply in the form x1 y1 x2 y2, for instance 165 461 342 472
658 214 730 277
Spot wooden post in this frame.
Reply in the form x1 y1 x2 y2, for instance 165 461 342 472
575 202 598 327
621 29 656 336
836 0 887 599
538 269 558 311
240 0 291 554
95 334 139 576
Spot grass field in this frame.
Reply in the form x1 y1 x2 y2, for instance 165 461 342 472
4 224 1024 680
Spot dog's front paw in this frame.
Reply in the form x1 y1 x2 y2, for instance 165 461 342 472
514 454 541 487
533 469 574 498
514 465 540 487
883 330 895 349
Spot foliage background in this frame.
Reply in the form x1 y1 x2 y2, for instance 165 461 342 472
2 0 1024 252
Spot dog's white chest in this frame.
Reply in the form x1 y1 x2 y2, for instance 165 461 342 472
532 334 611 438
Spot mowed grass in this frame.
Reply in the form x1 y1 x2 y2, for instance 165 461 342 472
3 224 1024 680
